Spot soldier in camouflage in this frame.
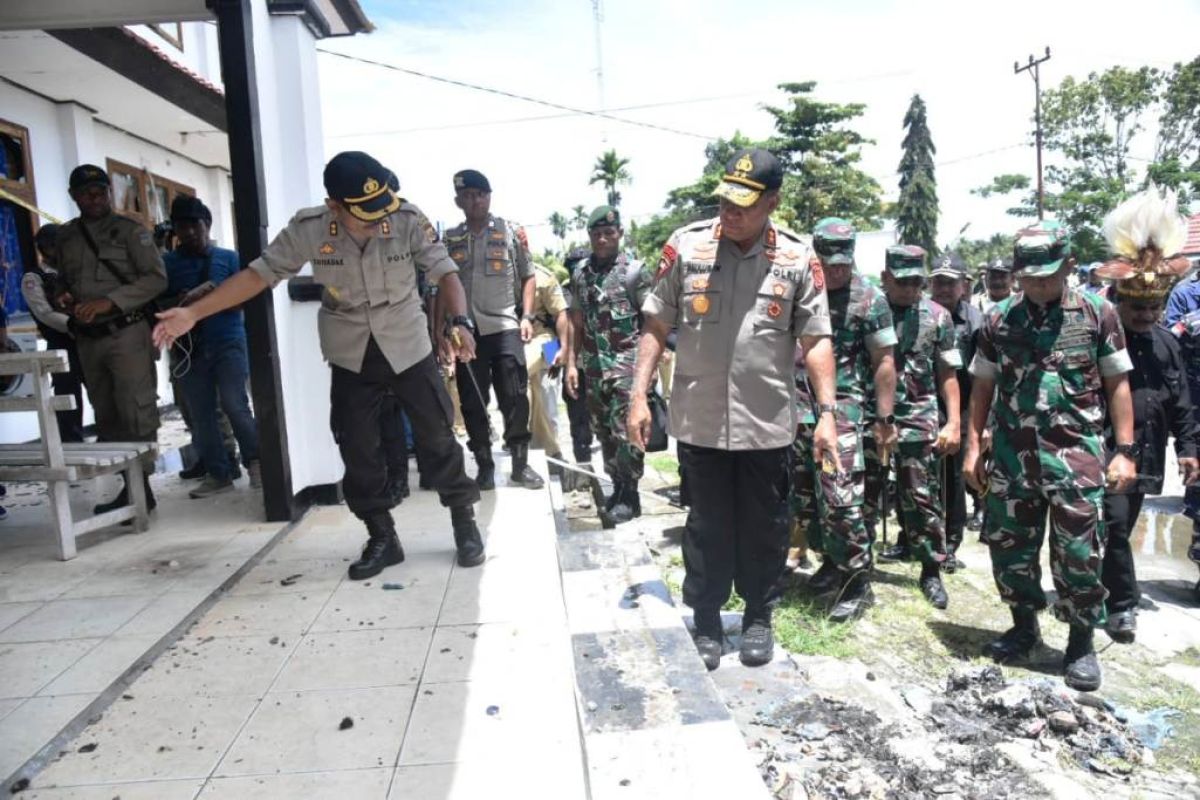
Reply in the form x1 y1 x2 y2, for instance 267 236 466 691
793 218 898 622
565 206 653 526
871 246 961 609
964 221 1138 692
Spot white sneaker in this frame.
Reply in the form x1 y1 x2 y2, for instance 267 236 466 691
247 460 262 489
189 476 235 499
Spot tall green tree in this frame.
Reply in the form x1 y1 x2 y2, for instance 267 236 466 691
976 59 1200 261
547 211 569 242
589 149 632 207
896 94 939 254
571 205 588 230
763 82 884 231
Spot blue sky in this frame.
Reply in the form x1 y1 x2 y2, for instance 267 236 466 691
321 0 1200 254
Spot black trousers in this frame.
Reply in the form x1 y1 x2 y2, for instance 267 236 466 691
943 445 967 552
330 339 479 519
46 329 84 442
455 329 530 453
678 442 791 618
1102 491 1144 612
380 393 409 484
563 371 593 463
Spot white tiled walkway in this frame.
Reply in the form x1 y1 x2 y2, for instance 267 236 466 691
17 470 587 798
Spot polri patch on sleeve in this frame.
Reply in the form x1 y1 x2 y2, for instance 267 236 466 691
809 257 825 292
657 243 678 279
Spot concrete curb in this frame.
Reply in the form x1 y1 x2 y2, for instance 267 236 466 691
549 477 769 799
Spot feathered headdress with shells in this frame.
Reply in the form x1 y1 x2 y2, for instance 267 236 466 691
1094 184 1191 301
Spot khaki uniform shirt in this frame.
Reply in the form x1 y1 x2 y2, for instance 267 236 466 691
55 212 167 315
644 217 832 451
531 266 568 339
249 203 457 374
443 216 533 337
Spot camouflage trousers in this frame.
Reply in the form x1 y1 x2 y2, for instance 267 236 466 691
585 374 644 482
865 439 944 565
982 484 1107 627
792 420 869 571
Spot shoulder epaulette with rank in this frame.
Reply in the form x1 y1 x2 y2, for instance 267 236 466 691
290 205 328 224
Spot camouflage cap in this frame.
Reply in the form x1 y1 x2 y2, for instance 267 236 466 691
813 217 856 265
885 244 927 278
587 205 621 230
1013 220 1072 277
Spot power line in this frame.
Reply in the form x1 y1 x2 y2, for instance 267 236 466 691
316 48 718 141
325 92 764 139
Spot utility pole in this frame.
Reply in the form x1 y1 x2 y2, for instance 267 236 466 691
1014 47 1051 220
592 0 606 142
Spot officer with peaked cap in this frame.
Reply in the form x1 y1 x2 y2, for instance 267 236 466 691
443 169 543 491
153 151 486 579
629 148 837 670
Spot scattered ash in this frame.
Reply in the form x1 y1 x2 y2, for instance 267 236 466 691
749 666 1155 799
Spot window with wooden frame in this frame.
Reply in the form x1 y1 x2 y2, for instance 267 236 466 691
104 159 194 229
0 119 36 203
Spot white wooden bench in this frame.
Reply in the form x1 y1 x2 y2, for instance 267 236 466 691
0 350 155 560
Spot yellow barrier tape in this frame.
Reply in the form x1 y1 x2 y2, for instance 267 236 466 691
0 186 64 224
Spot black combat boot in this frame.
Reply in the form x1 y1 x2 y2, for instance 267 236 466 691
828 572 874 624
943 545 964 573
967 508 984 531
473 447 495 491
348 513 404 581
603 481 641 526
982 607 1041 663
693 608 723 671
98 473 157 517
806 559 842 595
509 444 544 489
739 611 774 667
1105 609 1136 644
1064 624 1102 691
450 505 486 567
919 561 948 609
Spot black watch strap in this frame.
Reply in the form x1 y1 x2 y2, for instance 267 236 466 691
451 315 475 332
880 414 896 425
1114 443 1139 459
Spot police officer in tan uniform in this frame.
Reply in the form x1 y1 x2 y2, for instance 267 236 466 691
154 151 486 579
525 265 570 471
629 149 838 670
443 170 543 491
56 164 167 515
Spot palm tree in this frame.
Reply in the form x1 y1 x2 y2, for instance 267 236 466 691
589 149 632 208
548 211 569 242
571 205 588 230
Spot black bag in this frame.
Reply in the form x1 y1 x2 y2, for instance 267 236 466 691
645 388 669 452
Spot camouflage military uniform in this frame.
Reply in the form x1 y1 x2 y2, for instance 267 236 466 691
794 273 895 571
970 288 1132 626
570 252 653 482
864 298 961 564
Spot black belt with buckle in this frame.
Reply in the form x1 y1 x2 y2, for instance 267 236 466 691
74 308 149 339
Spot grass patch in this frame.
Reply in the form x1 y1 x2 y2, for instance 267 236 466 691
1174 647 1200 668
645 453 679 474
773 591 859 659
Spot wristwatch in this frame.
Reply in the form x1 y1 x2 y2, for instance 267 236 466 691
817 403 837 418
451 315 476 333
521 313 537 323
1113 443 1140 459
880 414 896 425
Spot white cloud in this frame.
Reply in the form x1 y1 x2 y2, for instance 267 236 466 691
316 0 1200 256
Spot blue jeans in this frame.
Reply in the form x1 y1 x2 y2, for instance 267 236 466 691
177 337 260 481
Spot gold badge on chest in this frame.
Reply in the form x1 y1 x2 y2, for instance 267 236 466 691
691 295 711 315
319 242 335 255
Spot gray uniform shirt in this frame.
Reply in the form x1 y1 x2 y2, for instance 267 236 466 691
55 213 167 314
443 216 533 337
22 270 71 334
644 217 832 451
249 203 457 374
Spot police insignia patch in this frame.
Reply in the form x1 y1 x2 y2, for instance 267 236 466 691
810 257 825 291
380 220 391 235
319 242 336 255
515 226 529 252
772 283 786 296
691 294 711 315
363 177 380 194
767 301 782 318
490 260 505 272
657 243 678 279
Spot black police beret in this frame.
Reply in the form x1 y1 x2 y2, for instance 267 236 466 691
453 169 491 193
68 164 109 191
